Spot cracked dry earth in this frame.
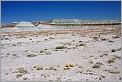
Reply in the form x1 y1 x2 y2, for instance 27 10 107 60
1 27 122 81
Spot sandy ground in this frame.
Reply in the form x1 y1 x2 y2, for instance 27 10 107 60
1 26 121 81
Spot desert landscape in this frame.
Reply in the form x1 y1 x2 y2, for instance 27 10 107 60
1 25 121 81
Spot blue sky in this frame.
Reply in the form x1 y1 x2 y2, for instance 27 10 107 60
1 1 121 24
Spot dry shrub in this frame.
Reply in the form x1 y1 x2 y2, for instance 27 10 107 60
16 67 27 74
6 53 10 55
55 46 66 49
111 49 116 52
34 66 43 70
116 48 121 51
107 69 120 74
23 77 28 80
79 43 86 46
49 37 55 39
40 50 45 53
101 38 108 41
107 55 121 64
92 62 101 68
112 55 121 60
12 44 16 46
112 35 120 39
27 54 37 57
108 40 114 42
89 60 94 64
64 67 70 70
107 59 115 64
64 64 75 70
15 67 28 78
100 54 108 57
45 67 57 71
16 73 23 78
64 64 75 67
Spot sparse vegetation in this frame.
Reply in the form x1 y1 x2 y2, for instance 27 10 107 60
93 37 99 41
119 77 121 80
64 67 70 70
101 38 107 41
13 54 17 56
116 48 121 51
78 66 82 68
79 43 86 46
107 55 121 64
111 49 116 52
1 27 121 81
49 37 55 39
100 75 105 78
16 73 23 78
40 50 45 53
4 38 9 40
45 52 51 55
44 39 48 41
100 54 108 57
45 67 57 71
6 53 10 55
63 64 75 70
39 50 51 55
76 71 83 74
112 55 121 60
108 40 114 42
23 77 28 80
111 48 121 52
89 60 94 64
96 62 103 65
15 67 28 78
92 62 101 68
79 41 83 43
99 77 102 80
112 35 120 39
55 46 66 49
34 66 43 70
27 53 37 57
107 69 120 74
16 67 27 74
107 59 115 64
64 64 75 67
12 44 16 46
